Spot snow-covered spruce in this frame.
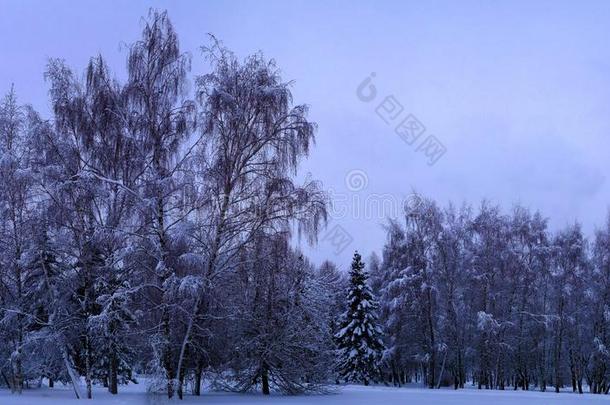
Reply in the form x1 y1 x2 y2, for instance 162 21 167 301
335 252 385 386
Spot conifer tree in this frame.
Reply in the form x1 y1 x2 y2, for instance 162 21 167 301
335 252 385 385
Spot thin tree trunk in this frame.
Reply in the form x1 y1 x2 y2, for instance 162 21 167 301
14 339 22 394
1 371 12 391
109 349 118 395
177 364 185 400
194 363 202 396
437 350 448 389
62 348 83 399
161 303 174 399
176 297 199 398
14 248 24 395
554 299 564 393
426 286 436 389
261 362 270 395
85 335 92 399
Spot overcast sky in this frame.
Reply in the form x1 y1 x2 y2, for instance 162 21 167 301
2 0 609 268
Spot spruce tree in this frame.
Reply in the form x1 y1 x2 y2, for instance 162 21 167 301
335 251 385 385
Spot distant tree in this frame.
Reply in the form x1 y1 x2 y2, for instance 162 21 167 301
380 198 444 388
590 214 610 394
318 260 346 339
0 87 28 394
368 252 383 298
550 223 589 393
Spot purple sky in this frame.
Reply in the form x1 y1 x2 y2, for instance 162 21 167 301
2 0 609 268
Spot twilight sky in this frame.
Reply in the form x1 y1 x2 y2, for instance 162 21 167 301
1 0 609 268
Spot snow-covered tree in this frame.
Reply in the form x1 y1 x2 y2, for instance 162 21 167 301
171 36 327 398
0 87 35 394
227 234 333 394
590 214 610 393
335 252 384 386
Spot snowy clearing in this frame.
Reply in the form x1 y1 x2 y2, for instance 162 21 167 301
1 385 609 405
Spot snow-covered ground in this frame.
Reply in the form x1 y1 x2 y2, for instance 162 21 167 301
1 384 609 405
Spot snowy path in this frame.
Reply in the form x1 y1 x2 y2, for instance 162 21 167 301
1 384 609 405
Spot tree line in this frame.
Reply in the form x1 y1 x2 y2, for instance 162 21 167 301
0 9 609 400
369 198 610 394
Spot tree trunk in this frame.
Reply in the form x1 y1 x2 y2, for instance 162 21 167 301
62 348 83 399
194 364 202 396
161 304 175 399
554 301 564 394
426 287 436 389
109 349 118 395
85 335 93 399
177 368 184 400
176 298 200 399
261 362 270 395
1 371 12 391
392 361 400 387
437 350 447 389
14 346 22 394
